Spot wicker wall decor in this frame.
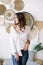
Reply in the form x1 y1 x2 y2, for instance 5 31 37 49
23 12 34 29
0 0 34 29
0 4 6 15
4 9 15 21
14 0 24 11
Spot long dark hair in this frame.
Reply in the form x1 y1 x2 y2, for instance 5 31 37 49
16 12 26 30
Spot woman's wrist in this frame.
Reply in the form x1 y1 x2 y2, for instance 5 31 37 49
26 39 30 44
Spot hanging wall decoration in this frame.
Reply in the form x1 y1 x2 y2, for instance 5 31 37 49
14 0 24 11
23 12 34 29
0 4 6 15
4 9 15 21
0 0 34 29
0 17 5 26
0 0 11 4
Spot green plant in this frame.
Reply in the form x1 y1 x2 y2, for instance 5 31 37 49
34 43 43 53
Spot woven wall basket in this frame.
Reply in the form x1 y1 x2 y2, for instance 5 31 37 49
4 9 15 21
23 12 34 29
14 0 24 11
0 4 6 15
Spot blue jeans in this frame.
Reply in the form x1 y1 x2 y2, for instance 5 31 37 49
11 50 29 65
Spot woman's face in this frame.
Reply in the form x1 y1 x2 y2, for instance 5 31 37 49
14 15 20 30
14 15 25 31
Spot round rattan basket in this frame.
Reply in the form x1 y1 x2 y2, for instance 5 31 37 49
14 0 24 11
0 4 6 15
23 12 34 29
4 9 15 21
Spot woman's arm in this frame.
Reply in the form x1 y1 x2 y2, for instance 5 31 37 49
10 33 17 53
10 29 20 61
23 39 30 51
26 39 30 44
23 26 31 51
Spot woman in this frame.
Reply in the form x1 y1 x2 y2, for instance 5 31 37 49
9 12 30 65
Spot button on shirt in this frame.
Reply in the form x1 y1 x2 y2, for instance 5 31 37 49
9 25 31 56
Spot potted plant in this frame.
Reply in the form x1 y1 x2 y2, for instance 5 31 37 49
34 43 43 53
33 43 43 65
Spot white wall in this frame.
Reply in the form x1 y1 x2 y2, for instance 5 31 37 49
23 0 43 21
0 26 11 59
0 0 43 59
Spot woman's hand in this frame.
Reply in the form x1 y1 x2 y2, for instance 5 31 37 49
23 43 29 51
14 52 20 61
26 39 30 44
23 39 30 51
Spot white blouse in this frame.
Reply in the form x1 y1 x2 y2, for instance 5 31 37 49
9 25 31 56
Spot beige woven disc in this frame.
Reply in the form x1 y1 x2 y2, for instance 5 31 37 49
14 0 24 11
0 4 6 15
23 12 34 29
4 9 15 20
